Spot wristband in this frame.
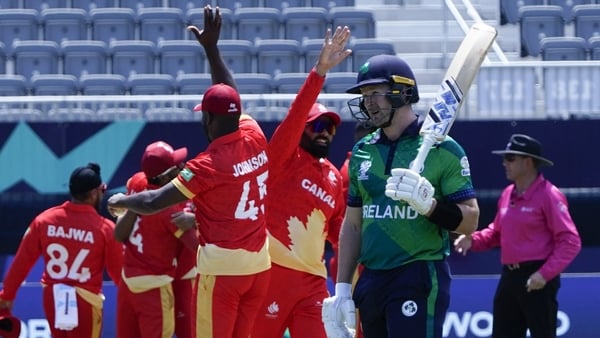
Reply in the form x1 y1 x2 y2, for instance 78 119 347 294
335 283 352 297
427 200 463 231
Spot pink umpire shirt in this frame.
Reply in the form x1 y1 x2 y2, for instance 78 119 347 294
470 174 581 281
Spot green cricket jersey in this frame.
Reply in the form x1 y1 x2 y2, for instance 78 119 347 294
347 119 476 270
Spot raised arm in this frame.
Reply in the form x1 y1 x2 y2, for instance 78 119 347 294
188 5 236 89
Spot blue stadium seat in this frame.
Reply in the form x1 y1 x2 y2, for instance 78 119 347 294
175 73 212 95
71 0 116 10
519 5 565 57
282 7 328 42
302 38 349 73
0 108 45 121
272 72 307 93
41 8 88 44
0 0 19 9
540 36 588 60
31 74 79 114
323 72 357 93
233 73 273 94
244 105 289 121
500 0 544 25
234 7 282 42
350 38 396 71
0 75 28 96
0 42 5 75
119 0 162 10
47 108 97 121
97 107 143 120
573 4 600 41
138 7 185 43
61 40 109 77
329 7 375 39
589 36 600 59
31 74 78 95
175 72 211 112
217 39 254 74
255 39 301 77
90 8 136 44
12 40 60 78
128 73 175 112
215 0 260 10
79 74 128 111
187 7 234 40
109 40 156 77
549 0 594 23
170 0 197 12
264 0 309 10
23 0 67 11
79 74 127 95
128 73 175 95
158 40 205 77
0 9 39 51
146 107 192 121
312 0 355 10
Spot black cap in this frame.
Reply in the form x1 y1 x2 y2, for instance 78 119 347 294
69 163 102 195
491 134 553 166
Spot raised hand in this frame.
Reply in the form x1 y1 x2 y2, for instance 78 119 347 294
187 5 222 48
314 26 352 76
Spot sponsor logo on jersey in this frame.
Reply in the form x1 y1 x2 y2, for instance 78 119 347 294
180 168 194 182
232 150 268 177
358 160 372 180
266 301 279 319
362 204 419 220
327 170 338 185
460 156 471 177
302 179 335 208
47 225 94 243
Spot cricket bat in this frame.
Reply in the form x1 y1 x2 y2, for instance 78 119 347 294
409 22 497 173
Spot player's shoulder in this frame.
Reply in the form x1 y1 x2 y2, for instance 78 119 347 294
438 135 467 157
353 129 379 152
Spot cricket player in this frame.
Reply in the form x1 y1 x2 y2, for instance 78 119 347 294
0 163 123 338
251 26 352 338
114 141 198 338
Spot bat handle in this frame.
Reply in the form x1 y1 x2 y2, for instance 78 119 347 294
410 132 437 173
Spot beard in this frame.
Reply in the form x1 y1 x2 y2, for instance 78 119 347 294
301 134 330 158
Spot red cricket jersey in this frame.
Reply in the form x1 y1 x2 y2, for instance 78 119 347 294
173 117 271 276
121 172 197 292
0 202 123 300
267 70 345 278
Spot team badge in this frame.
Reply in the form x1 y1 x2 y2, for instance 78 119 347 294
401 300 418 317
180 168 195 182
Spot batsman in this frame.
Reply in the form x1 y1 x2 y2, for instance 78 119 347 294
321 53 481 338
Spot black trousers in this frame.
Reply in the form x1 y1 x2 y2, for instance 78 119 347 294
492 260 560 338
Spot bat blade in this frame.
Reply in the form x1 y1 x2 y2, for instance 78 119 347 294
410 22 497 173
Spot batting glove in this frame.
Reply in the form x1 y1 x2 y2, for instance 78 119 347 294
322 283 356 338
385 168 435 215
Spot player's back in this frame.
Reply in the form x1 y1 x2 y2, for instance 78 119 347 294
174 117 270 276
34 201 119 293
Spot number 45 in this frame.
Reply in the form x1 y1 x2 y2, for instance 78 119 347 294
235 171 268 221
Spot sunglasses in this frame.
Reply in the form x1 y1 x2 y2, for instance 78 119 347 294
307 120 336 135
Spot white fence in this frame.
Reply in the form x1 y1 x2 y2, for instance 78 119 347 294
1 60 600 123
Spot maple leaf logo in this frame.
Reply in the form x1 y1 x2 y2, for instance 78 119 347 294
270 209 327 264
